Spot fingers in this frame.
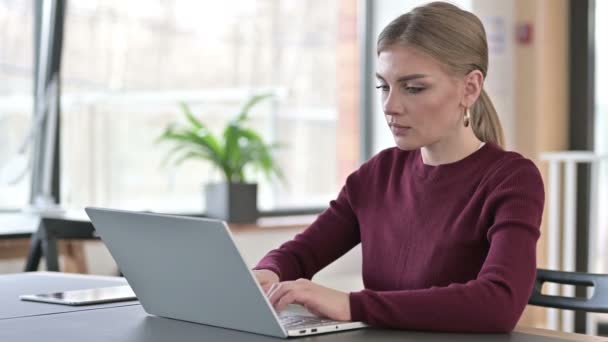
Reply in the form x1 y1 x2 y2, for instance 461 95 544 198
266 282 283 302
253 269 279 285
258 277 272 287
254 271 279 294
304 303 323 317
276 291 298 311
263 281 349 322
266 279 314 312
253 270 274 285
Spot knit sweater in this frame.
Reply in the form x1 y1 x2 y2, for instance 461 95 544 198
255 142 545 332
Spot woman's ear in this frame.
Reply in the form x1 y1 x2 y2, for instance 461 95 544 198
460 70 484 108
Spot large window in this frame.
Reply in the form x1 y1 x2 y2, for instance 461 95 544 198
59 0 359 212
0 0 34 209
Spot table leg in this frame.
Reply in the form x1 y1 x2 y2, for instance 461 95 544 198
24 230 42 272
42 236 60 272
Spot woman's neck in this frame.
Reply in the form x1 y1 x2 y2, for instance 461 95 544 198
420 130 483 166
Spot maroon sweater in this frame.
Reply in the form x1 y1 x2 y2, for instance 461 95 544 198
255 142 545 332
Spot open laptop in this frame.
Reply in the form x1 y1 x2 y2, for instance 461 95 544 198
85 207 367 338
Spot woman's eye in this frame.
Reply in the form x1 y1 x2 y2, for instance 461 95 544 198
405 86 424 94
375 85 389 92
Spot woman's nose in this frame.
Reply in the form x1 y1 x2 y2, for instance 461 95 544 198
383 91 401 116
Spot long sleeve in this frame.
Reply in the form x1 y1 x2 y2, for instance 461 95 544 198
254 173 362 281
349 159 545 333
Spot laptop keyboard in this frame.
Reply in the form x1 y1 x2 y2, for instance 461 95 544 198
279 312 344 329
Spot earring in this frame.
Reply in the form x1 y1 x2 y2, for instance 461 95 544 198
463 108 471 128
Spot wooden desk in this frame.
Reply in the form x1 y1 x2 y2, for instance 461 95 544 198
0 212 89 273
0 238 88 273
0 212 315 274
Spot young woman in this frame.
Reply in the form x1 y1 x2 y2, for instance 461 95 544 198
252 2 544 333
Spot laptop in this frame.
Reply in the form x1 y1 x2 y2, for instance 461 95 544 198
85 207 368 338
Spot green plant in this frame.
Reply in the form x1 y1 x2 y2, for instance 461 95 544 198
157 94 284 184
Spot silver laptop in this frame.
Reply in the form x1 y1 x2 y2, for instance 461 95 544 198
85 207 367 338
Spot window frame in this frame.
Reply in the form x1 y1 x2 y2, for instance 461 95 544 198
28 0 374 216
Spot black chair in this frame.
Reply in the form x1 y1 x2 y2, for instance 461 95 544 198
529 268 608 313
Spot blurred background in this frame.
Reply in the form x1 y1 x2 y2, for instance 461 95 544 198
1 0 606 336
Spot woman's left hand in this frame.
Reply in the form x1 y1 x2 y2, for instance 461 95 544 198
266 278 351 321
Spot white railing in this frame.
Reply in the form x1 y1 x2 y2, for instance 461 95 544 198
541 151 608 334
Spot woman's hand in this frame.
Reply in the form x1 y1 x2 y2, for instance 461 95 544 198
267 278 351 321
252 269 280 293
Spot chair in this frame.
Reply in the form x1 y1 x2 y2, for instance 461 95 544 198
529 268 608 313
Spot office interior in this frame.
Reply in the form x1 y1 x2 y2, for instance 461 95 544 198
0 0 607 338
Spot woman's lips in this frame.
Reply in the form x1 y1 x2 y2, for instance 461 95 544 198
389 124 411 136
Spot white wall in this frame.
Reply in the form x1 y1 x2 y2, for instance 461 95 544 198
370 0 517 153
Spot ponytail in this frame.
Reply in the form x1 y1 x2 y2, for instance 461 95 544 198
470 89 505 147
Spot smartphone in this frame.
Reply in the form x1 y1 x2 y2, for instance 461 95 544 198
19 285 137 306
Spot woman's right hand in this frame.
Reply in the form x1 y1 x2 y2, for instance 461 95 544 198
252 269 280 294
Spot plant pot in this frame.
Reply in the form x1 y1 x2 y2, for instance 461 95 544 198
204 182 258 223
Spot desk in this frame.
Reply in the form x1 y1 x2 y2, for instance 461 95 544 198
0 272 605 341
0 211 93 272
0 212 40 238
0 272 135 320
0 212 317 273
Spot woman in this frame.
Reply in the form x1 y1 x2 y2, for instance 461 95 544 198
253 1 544 333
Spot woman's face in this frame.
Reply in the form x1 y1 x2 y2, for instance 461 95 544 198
376 45 466 151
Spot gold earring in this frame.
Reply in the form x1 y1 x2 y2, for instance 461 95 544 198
463 108 470 127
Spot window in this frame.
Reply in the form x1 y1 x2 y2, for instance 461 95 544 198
60 0 359 212
0 0 34 209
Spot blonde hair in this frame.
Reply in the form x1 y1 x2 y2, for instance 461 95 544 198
377 1 505 147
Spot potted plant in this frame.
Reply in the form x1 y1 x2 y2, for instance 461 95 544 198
157 93 283 223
